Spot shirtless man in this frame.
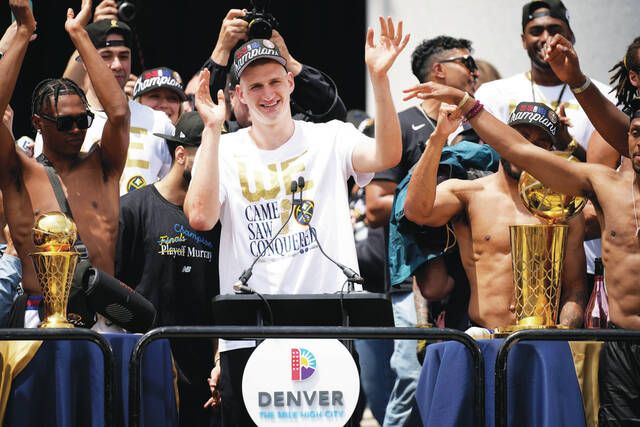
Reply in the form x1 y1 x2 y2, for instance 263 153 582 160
404 100 585 329
404 77 640 422
0 0 128 296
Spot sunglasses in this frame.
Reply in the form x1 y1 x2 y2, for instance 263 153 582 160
39 111 95 132
439 55 478 73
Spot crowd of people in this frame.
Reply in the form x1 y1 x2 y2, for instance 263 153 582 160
0 0 638 426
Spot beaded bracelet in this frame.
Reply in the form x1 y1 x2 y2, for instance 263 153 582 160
465 100 484 120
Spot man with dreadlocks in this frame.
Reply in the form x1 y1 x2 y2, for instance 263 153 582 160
558 36 640 169
0 0 129 302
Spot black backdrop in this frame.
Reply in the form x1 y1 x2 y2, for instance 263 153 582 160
1 0 366 139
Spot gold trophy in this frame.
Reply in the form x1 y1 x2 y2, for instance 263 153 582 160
30 212 79 328
496 152 586 334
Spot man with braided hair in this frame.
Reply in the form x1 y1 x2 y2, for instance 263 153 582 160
0 0 129 314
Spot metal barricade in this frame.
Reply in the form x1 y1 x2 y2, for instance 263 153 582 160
495 329 640 427
129 326 485 427
0 328 115 427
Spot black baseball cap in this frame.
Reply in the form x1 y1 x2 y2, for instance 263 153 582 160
231 39 287 81
522 0 571 32
154 111 203 147
133 67 187 101
85 19 132 49
508 102 559 140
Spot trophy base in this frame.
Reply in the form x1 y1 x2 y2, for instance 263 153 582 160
492 323 567 338
39 315 75 329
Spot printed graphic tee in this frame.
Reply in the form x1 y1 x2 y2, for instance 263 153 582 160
205 119 373 351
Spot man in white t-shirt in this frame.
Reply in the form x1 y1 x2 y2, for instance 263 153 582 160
186 19 409 426
34 19 174 195
474 0 615 284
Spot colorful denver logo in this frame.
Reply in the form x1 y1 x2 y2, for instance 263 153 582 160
291 348 316 381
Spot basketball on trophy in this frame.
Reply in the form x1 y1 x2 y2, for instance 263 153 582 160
518 151 587 223
33 211 77 252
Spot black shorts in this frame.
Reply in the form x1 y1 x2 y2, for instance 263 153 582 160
598 328 640 426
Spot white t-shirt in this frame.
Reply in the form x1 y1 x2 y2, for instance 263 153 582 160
475 72 616 273
34 101 173 195
207 119 373 351
83 100 174 195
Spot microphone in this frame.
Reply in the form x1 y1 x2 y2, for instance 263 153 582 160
308 227 365 286
292 177 364 287
232 179 300 293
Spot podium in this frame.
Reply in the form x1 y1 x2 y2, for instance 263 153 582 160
211 292 394 327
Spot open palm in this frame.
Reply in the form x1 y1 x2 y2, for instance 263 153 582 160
65 0 92 34
195 69 226 128
365 17 410 76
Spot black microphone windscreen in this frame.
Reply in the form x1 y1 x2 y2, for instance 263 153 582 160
298 176 305 189
290 180 298 193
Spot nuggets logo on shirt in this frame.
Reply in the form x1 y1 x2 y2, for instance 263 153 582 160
294 200 314 226
127 175 146 192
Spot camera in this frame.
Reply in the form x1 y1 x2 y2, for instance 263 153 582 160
242 0 279 39
117 0 136 22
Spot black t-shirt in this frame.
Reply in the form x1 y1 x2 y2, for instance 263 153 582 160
372 106 436 292
116 184 221 418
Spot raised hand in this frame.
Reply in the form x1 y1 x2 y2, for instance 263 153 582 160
554 102 573 150
195 69 226 129
93 0 118 22
365 16 410 77
9 0 36 33
434 103 463 138
211 9 248 65
543 34 585 88
403 81 466 106
65 0 92 35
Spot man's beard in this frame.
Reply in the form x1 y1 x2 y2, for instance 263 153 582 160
501 157 522 181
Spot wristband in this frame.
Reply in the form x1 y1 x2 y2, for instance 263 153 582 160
465 100 484 120
570 76 591 94
457 92 471 109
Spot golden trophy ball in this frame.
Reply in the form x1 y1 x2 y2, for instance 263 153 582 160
497 152 586 335
30 212 80 328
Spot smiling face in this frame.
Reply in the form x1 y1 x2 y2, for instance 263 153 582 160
236 60 294 126
35 94 88 158
522 9 573 71
139 87 182 124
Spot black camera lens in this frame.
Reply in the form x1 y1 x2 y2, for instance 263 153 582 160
117 0 136 22
247 18 273 39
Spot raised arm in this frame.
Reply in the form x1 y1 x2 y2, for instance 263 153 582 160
0 1 35 120
66 0 129 173
544 34 629 157
404 82 597 198
185 70 226 231
352 17 409 173
0 1 35 178
404 103 465 226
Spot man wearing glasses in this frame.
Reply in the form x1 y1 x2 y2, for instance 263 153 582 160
474 0 615 295
364 34 479 427
0 0 129 305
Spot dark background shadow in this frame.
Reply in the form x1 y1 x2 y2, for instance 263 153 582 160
1 0 366 139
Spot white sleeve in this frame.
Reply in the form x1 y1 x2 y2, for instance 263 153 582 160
332 120 374 187
157 117 175 178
